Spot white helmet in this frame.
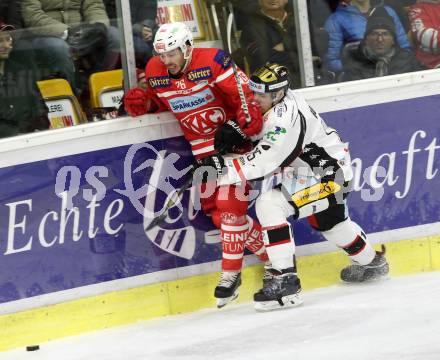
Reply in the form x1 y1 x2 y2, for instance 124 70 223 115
153 22 194 59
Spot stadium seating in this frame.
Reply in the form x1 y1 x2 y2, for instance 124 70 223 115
89 69 124 109
37 78 87 128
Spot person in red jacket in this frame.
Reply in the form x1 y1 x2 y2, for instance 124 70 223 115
124 22 268 308
409 0 440 69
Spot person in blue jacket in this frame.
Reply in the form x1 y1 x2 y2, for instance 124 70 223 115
324 0 410 73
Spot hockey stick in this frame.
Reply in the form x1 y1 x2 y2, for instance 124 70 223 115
226 8 251 124
144 168 194 231
144 147 227 231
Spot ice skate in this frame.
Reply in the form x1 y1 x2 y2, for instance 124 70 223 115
254 268 303 312
262 256 297 285
215 271 241 308
262 262 275 284
341 245 389 282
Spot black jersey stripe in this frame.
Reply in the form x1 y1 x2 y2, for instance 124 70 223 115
279 110 307 168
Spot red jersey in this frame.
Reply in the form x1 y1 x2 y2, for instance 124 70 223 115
409 2 440 69
145 48 251 159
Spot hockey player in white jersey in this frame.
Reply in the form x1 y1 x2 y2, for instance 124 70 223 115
202 63 389 311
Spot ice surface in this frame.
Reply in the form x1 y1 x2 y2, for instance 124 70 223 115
2 271 440 360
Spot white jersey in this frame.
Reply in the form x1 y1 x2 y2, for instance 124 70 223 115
218 89 353 191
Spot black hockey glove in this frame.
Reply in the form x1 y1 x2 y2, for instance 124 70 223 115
193 154 226 184
214 119 248 153
201 154 225 175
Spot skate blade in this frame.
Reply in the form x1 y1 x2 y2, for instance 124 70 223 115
341 274 390 284
254 293 303 312
216 289 239 309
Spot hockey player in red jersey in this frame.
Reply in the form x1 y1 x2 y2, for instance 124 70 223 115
204 63 389 311
409 0 440 69
124 22 268 308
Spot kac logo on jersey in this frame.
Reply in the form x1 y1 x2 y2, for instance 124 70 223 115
187 67 212 82
149 76 171 88
181 107 226 135
168 88 215 113
221 212 238 224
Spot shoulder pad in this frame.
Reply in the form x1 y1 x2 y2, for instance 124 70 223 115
214 49 232 70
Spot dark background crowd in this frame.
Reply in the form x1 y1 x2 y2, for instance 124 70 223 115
1 0 439 139
232 0 433 85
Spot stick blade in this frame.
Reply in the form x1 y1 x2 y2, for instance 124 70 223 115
145 212 167 231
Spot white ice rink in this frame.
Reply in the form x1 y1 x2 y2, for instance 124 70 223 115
2 271 440 360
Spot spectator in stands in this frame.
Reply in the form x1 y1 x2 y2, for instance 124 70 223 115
409 0 440 69
103 0 158 69
0 22 50 139
0 0 23 30
239 0 300 87
21 0 120 93
384 0 417 32
102 0 118 23
308 0 335 84
131 0 158 69
324 0 411 73
0 0 32 49
308 0 333 57
341 11 424 80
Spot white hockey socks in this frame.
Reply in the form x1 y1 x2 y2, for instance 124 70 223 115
321 218 375 265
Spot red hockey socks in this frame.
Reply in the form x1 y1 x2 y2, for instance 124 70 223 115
245 216 269 262
220 214 248 271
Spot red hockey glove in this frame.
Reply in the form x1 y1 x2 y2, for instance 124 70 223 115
123 87 157 117
236 100 263 137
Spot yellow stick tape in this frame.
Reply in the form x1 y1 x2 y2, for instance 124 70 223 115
1 235 439 352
